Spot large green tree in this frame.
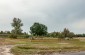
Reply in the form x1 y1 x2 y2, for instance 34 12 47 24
11 18 23 34
30 22 47 36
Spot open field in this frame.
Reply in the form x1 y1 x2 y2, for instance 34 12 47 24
0 37 85 55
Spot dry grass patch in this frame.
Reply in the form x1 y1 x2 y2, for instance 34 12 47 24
10 38 85 55
1 38 85 55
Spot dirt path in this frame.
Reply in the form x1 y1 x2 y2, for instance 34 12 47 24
0 45 13 55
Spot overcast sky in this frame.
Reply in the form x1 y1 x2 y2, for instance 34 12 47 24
0 0 85 34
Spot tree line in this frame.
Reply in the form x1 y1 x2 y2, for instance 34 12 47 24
0 18 85 39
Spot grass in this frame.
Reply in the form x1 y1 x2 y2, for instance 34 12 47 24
0 37 85 55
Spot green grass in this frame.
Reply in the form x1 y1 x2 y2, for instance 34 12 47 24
6 38 85 55
0 37 85 55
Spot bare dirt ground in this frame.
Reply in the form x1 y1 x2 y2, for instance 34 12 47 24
0 45 13 55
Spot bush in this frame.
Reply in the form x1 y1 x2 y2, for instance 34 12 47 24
57 33 65 39
24 35 29 38
9 34 17 39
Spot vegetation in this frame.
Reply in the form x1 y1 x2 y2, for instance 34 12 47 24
0 18 85 39
11 18 23 34
0 38 85 55
9 38 85 55
10 18 23 38
47 28 75 39
62 28 75 39
9 34 17 39
0 17 85 55
30 22 47 36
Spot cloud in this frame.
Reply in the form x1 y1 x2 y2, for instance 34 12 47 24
0 0 84 34
72 18 85 29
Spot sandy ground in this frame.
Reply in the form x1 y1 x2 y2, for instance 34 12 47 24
0 45 13 55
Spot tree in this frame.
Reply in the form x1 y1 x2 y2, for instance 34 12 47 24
11 18 23 35
47 32 61 38
30 22 47 36
61 28 75 39
0 31 4 34
6 31 11 34
57 32 64 39
68 32 75 38
62 28 70 38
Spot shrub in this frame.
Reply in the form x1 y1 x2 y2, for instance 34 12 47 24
9 34 17 39
24 35 29 38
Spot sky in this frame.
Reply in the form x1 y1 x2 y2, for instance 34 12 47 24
0 0 85 34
